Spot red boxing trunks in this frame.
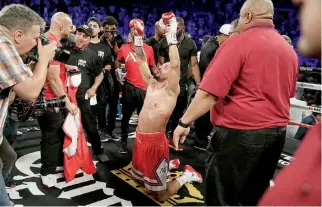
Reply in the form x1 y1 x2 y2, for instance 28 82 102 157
131 130 169 192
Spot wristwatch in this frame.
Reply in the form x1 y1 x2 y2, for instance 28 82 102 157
178 119 190 128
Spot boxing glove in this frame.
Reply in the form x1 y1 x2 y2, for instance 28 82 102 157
129 19 144 47
158 12 177 45
129 19 144 36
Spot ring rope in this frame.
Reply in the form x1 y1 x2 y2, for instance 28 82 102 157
290 103 321 113
299 67 321 72
288 120 312 129
296 82 322 90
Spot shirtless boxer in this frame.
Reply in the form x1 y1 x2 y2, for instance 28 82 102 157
129 13 202 201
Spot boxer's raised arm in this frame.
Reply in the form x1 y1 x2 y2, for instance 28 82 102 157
168 45 180 94
159 12 180 94
135 46 153 84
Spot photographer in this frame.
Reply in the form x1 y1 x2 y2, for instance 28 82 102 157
100 16 125 141
66 25 109 163
0 4 57 205
87 17 115 141
37 12 78 188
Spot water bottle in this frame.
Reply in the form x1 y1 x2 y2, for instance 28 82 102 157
120 63 126 73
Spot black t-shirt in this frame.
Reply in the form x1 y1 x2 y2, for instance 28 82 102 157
88 41 113 67
158 35 198 87
67 48 103 96
144 36 161 64
199 36 219 79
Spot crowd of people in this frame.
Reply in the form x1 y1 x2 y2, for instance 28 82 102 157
6 0 322 68
0 0 320 206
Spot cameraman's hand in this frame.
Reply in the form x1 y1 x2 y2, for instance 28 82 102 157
66 100 79 115
37 38 57 63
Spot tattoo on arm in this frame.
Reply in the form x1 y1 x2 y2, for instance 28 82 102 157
135 46 147 62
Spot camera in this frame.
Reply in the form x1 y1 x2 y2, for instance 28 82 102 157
10 90 66 122
25 33 75 64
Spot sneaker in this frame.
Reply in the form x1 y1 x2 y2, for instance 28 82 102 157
56 166 64 171
96 153 109 163
16 131 23 136
100 136 109 142
169 158 180 171
183 165 203 183
107 131 121 142
169 140 183 151
41 174 57 188
100 134 109 142
118 142 128 154
4 175 16 189
5 180 16 189
129 119 138 125
87 142 92 146
98 128 107 135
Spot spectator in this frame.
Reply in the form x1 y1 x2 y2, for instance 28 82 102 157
294 108 321 140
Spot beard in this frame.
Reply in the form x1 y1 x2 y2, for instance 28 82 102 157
176 30 183 39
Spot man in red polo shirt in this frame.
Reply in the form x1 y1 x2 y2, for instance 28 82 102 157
38 12 78 188
172 0 298 205
115 19 155 154
259 0 321 205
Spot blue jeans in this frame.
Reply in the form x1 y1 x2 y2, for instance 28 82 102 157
3 116 18 145
0 169 11 206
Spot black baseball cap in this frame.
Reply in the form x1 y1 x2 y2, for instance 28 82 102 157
77 25 93 37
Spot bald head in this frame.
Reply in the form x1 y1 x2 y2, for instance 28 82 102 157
241 0 274 18
51 12 72 25
238 0 274 32
49 12 73 40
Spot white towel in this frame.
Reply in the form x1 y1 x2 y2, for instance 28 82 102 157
63 112 81 157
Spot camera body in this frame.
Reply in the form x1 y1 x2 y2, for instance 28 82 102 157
25 33 75 64
10 89 66 122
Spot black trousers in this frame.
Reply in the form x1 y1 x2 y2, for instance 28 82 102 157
166 89 188 138
205 126 286 206
121 82 146 142
77 95 103 156
93 84 108 130
94 72 120 133
194 111 212 147
106 75 120 134
38 111 65 176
